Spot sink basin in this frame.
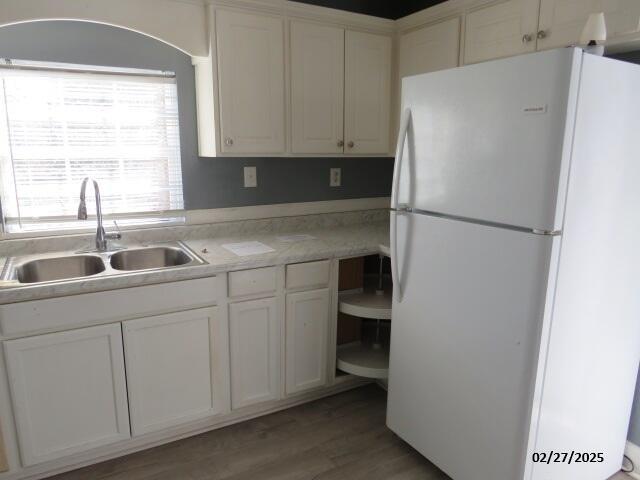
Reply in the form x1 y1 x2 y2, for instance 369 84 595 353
15 255 106 283
110 246 194 271
1 242 205 285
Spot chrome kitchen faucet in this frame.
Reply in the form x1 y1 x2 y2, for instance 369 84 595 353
77 177 122 252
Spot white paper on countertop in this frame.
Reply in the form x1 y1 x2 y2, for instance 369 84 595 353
276 234 317 242
222 241 276 257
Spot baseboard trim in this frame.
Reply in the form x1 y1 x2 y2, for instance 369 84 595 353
186 197 391 225
626 441 640 479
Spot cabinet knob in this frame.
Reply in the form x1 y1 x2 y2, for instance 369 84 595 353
537 30 548 39
224 137 234 147
347 141 355 149
337 140 344 147
522 33 533 44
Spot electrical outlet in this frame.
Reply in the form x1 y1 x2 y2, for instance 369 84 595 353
330 168 341 187
244 166 257 188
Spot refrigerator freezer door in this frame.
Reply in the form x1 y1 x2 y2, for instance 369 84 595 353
387 212 554 480
396 48 581 232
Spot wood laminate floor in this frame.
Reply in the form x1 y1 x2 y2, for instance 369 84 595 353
49 385 633 480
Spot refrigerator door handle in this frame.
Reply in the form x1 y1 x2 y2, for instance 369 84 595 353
391 108 412 303
391 108 411 210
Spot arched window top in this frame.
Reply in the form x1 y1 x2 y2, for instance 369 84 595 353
0 0 208 57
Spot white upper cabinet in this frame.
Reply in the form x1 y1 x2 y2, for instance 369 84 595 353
400 17 461 78
463 0 540 65
216 9 285 154
4 325 130 466
344 30 392 155
196 6 394 157
290 21 345 154
537 0 640 50
123 308 223 436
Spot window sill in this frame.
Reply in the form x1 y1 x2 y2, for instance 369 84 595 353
1 215 186 240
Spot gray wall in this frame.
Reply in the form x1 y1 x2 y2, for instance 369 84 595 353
0 21 393 211
609 49 640 447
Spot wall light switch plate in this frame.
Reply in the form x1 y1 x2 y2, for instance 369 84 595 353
330 168 341 187
244 166 257 188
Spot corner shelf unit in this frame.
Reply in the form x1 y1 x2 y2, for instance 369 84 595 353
338 288 392 320
337 342 389 379
335 253 392 380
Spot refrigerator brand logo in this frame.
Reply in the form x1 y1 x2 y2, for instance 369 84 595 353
523 105 548 115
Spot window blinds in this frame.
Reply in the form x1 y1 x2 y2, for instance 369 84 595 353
0 61 184 233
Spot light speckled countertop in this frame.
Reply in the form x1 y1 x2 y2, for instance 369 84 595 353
0 211 389 304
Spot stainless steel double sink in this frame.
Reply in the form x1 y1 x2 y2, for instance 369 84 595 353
1 242 206 285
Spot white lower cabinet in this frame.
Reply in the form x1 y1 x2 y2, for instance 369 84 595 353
229 297 281 409
123 308 221 436
285 288 330 395
4 324 130 466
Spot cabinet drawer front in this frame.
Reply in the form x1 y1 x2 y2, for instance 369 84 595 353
0 276 221 337
4 324 130 465
228 267 277 298
286 260 330 290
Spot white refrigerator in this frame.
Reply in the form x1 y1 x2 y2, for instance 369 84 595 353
387 47 640 480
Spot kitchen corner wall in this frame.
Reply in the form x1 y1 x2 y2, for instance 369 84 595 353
0 21 393 211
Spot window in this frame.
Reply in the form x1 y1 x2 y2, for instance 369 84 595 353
0 59 184 233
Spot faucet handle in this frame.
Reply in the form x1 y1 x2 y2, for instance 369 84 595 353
107 220 122 240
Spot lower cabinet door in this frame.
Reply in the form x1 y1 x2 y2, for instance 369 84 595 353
123 308 220 435
229 297 280 409
4 324 130 466
285 288 330 395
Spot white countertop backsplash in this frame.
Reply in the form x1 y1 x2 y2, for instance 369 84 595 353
0 209 390 304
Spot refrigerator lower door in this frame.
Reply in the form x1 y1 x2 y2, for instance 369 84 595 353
387 211 555 480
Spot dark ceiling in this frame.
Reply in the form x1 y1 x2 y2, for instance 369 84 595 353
290 0 447 20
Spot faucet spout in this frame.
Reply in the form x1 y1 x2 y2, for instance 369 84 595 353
77 177 120 251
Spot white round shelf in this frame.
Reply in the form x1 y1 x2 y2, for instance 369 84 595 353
339 289 392 320
337 342 389 379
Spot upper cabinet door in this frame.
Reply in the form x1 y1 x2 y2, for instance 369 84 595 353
537 0 640 50
291 22 345 154
344 30 392 155
216 10 285 154
400 17 461 78
464 0 540 65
